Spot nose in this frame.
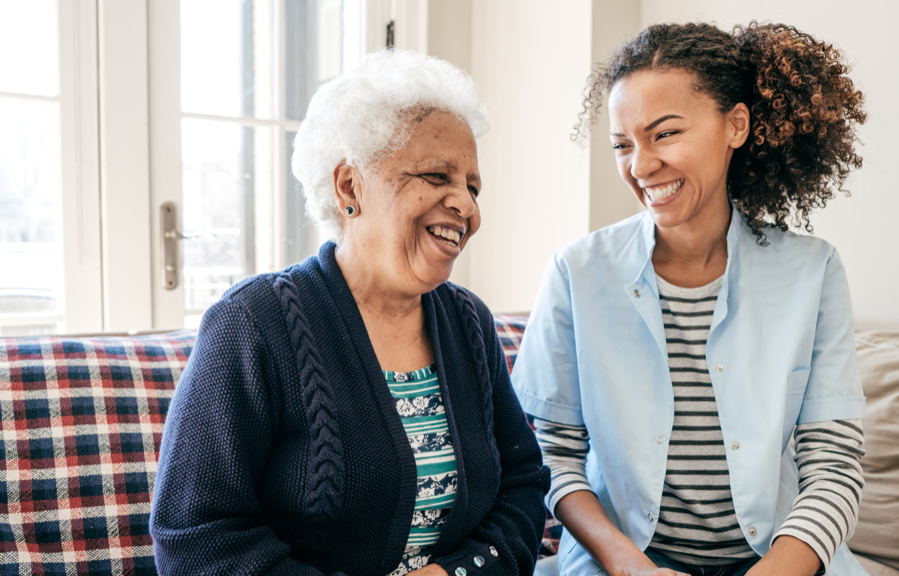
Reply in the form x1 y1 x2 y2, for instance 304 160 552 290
444 182 476 219
630 145 662 181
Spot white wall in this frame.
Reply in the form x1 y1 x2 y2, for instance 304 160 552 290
429 0 641 312
431 0 595 312
589 2 642 231
640 0 899 323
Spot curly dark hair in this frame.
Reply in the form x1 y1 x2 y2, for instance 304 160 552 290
575 21 867 243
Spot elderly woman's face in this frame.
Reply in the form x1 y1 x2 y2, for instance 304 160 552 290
346 110 481 292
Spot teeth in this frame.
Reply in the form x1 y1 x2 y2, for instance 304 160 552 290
427 225 463 245
644 179 685 201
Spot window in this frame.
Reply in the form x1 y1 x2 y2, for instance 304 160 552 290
0 0 102 336
0 0 419 335
176 0 349 327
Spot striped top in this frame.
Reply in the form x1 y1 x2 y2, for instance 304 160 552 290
650 274 756 564
384 365 458 576
534 274 865 569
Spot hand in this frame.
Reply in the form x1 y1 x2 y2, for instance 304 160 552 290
604 554 689 576
553 492 688 576
406 564 449 576
621 570 688 576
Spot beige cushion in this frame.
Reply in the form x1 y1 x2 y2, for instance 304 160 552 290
848 329 899 570
855 554 899 576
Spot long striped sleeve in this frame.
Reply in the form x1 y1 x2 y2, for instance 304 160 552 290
533 418 592 515
774 419 865 571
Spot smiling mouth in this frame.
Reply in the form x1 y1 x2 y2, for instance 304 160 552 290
427 225 464 247
643 179 685 202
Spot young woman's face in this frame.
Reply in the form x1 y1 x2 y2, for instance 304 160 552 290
608 68 749 231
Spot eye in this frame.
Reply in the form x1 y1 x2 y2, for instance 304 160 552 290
467 185 480 197
657 131 679 140
420 173 450 184
612 143 628 150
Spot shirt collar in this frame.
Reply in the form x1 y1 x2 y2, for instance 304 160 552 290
634 203 744 291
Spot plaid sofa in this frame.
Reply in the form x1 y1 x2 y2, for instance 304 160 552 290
0 316 553 575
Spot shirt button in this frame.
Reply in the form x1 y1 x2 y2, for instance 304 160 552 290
656 435 664 444
715 364 724 373
634 288 641 298
748 527 757 537
731 441 740 450
647 512 653 521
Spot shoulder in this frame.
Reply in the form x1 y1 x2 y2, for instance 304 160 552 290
738 220 837 267
204 254 326 338
543 212 650 291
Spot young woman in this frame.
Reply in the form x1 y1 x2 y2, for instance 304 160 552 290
512 22 868 576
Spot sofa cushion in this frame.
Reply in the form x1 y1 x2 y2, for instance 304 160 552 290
0 332 194 576
848 329 899 570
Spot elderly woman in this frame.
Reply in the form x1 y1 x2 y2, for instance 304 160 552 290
513 22 868 576
150 50 549 576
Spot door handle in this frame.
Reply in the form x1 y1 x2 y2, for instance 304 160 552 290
160 202 181 290
160 202 237 290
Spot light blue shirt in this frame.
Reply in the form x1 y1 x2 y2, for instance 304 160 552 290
512 207 867 576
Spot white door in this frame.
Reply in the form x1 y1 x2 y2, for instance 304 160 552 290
148 0 371 330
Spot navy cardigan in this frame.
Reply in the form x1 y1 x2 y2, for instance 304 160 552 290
150 242 550 576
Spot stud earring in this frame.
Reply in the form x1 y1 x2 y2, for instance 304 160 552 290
344 205 357 217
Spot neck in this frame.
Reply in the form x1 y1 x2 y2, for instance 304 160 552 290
652 196 732 286
334 243 423 322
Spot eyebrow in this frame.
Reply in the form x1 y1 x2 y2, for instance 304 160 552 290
609 114 685 137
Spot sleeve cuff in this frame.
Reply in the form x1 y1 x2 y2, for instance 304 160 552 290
797 395 866 424
547 483 593 518
433 542 502 576
512 388 584 426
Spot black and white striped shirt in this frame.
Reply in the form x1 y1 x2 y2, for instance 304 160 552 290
535 274 864 569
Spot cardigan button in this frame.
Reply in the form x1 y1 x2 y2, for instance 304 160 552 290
474 556 485 568
489 546 499 557
455 568 467 576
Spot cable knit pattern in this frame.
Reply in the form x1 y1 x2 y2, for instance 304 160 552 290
451 285 502 479
272 273 345 552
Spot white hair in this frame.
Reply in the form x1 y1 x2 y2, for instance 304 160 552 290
291 49 489 241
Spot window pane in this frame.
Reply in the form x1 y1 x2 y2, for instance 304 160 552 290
181 118 273 311
317 0 342 83
0 99 62 319
0 0 59 97
284 0 343 121
181 0 275 119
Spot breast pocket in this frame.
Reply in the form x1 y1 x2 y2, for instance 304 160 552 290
782 367 811 451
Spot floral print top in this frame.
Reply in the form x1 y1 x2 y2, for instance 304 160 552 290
384 364 458 576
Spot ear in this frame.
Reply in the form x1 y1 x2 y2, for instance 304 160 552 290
333 161 361 214
727 102 751 149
